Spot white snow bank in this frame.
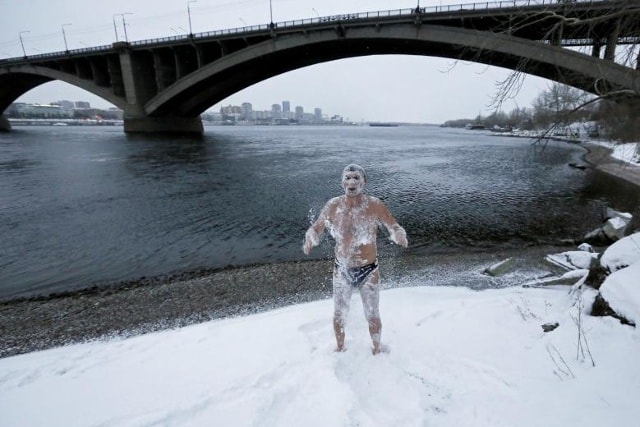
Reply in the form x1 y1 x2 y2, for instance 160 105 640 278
612 143 640 165
1 285 638 427
545 250 598 270
600 261 640 325
600 232 640 272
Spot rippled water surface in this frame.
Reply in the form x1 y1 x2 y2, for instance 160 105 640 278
0 125 633 298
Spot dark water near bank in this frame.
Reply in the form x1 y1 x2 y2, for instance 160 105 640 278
0 125 636 299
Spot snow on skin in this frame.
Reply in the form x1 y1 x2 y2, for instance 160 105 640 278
1 282 639 427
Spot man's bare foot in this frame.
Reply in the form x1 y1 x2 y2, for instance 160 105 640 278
372 343 389 355
335 345 346 353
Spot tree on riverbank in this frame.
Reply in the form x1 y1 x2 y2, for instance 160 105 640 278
452 1 640 143
444 82 639 144
590 99 640 142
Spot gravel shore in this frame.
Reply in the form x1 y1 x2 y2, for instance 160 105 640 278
0 260 335 358
1 246 571 358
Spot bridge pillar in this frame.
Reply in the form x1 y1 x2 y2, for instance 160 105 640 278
115 42 203 135
591 39 601 58
0 114 10 132
604 19 621 61
124 116 203 134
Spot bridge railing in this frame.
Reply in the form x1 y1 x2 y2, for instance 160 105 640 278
0 0 621 64
128 0 609 45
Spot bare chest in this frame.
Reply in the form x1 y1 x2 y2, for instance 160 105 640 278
328 204 378 240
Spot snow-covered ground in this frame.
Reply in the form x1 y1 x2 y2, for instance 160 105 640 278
585 138 639 165
611 142 640 164
1 140 639 426
1 234 639 426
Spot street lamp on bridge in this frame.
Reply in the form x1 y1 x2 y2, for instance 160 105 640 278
121 13 132 42
18 31 30 58
187 0 197 36
112 15 119 42
62 23 72 52
269 0 274 28
113 13 133 43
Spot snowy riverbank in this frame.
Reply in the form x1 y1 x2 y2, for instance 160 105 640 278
1 246 638 426
0 245 574 358
1 137 639 426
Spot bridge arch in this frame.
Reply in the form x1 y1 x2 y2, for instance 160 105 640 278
146 24 639 117
0 66 126 112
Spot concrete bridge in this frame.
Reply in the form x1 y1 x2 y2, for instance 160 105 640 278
1 0 639 134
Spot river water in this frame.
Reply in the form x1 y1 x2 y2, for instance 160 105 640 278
0 125 635 300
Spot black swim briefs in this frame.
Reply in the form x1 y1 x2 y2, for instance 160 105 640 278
335 260 379 288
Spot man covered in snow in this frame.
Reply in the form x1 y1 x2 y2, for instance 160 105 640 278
303 164 408 354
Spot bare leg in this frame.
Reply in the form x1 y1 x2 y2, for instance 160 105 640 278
368 317 382 354
334 316 346 352
333 272 351 352
361 271 382 355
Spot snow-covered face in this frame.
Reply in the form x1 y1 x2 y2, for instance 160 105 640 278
342 170 365 197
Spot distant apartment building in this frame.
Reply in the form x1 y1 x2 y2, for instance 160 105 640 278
106 107 124 120
220 104 243 121
75 101 91 109
57 100 75 110
271 104 282 119
204 100 339 124
9 102 73 118
254 110 268 120
241 102 252 120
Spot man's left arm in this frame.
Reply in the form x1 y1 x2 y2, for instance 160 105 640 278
375 200 408 248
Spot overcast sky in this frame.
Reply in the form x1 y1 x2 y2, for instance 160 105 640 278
1 0 553 123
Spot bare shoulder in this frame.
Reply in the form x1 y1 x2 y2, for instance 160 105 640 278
366 195 383 205
366 195 386 209
323 196 342 214
327 196 342 207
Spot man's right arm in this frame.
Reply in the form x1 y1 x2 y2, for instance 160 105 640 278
374 198 408 248
303 201 332 255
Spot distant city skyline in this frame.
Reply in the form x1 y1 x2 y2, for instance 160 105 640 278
12 98 339 120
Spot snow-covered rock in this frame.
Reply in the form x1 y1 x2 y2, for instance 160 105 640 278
602 216 632 242
605 208 633 222
545 251 598 271
600 261 640 326
583 227 610 246
584 208 633 245
578 243 595 253
600 232 640 272
483 257 515 276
